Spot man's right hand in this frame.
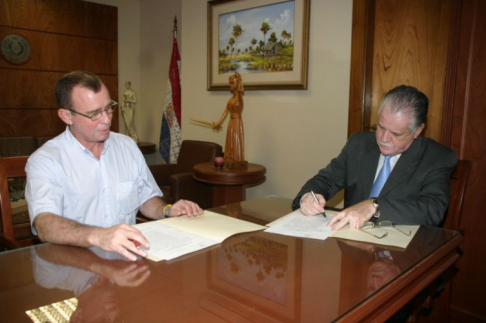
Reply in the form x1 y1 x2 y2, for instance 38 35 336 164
300 192 326 216
89 224 149 261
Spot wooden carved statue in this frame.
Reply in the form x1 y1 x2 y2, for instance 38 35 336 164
191 72 247 168
213 72 246 166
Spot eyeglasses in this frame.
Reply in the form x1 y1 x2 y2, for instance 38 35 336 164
361 220 412 239
67 100 118 121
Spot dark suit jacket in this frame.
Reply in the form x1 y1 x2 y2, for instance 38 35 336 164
293 132 457 226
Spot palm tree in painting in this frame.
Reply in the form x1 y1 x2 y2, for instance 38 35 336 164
269 32 277 44
281 30 292 45
251 38 257 54
232 24 243 61
260 21 272 60
228 37 235 61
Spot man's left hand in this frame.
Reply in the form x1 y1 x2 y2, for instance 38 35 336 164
170 199 204 217
327 200 375 231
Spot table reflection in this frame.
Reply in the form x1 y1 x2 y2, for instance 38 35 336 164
30 244 150 322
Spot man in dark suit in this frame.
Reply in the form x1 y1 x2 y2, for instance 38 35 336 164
293 85 457 231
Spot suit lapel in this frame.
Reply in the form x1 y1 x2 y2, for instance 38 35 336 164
380 137 424 196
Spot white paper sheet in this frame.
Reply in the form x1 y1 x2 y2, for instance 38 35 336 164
136 221 219 261
265 209 334 239
265 209 419 248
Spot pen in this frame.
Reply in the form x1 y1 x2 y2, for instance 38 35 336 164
310 190 327 218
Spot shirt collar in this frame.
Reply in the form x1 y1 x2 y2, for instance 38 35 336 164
65 126 111 157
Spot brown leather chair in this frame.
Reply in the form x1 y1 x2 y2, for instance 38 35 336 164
149 140 223 210
0 156 39 246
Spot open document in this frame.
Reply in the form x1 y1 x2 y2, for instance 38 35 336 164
135 211 266 261
265 209 419 248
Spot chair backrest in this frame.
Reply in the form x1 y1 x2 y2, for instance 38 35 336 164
443 159 472 233
176 140 223 173
0 156 29 240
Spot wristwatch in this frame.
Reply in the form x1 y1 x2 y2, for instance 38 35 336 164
370 198 380 218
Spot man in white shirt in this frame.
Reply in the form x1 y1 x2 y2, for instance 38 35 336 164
26 70 203 261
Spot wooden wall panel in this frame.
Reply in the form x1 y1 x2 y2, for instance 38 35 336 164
0 70 59 109
0 0 118 138
0 110 65 137
447 0 486 320
85 39 118 75
0 70 118 110
369 0 452 141
0 0 117 40
0 27 117 74
84 1 118 40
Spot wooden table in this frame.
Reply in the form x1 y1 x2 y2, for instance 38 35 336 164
193 162 266 207
0 197 462 322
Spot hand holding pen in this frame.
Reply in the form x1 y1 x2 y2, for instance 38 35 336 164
300 191 327 217
310 191 327 218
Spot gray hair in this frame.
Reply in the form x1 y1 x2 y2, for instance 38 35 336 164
378 85 428 132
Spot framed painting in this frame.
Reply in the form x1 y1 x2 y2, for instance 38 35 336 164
207 0 310 90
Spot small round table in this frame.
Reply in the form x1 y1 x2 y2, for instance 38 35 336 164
193 162 266 207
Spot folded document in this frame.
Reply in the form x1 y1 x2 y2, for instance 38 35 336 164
135 211 266 261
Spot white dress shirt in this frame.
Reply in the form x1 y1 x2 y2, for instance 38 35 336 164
26 127 162 234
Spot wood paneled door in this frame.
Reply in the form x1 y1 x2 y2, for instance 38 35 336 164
348 0 486 321
348 0 452 142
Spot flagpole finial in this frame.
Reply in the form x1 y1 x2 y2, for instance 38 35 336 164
173 16 178 37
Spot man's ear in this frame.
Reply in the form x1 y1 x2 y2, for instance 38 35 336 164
414 123 425 139
58 109 73 125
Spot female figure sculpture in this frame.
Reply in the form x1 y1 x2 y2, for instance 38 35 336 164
122 81 139 142
212 73 246 166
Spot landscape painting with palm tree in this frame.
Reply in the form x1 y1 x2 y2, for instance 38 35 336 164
218 1 295 75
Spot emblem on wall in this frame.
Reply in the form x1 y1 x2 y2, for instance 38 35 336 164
1 34 31 64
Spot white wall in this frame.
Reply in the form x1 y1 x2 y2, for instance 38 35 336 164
85 0 179 150
181 0 353 204
139 0 182 152
87 0 353 205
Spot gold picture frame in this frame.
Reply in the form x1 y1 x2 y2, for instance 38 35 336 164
207 0 310 91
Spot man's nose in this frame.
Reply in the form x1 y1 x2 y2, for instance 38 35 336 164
380 130 391 142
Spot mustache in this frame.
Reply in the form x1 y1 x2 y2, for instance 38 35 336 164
378 141 393 148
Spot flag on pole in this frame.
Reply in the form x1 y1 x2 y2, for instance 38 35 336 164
159 26 182 164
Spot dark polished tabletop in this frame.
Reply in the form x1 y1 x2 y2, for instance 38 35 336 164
0 197 461 322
